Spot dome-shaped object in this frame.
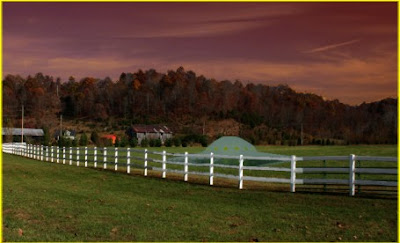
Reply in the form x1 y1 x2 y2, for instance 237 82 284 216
204 136 258 156
182 136 288 166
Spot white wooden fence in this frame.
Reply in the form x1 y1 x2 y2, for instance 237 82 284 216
3 143 397 196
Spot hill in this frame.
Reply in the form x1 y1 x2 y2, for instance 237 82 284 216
2 67 397 145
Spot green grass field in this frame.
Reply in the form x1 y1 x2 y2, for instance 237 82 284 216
2 145 398 241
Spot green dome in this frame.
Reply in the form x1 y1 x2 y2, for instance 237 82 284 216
204 136 258 156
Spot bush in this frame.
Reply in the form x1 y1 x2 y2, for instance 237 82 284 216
199 136 208 147
114 137 120 147
72 139 78 147
79 133 88 146
165 138 173 147
120 136 128 147
91 131 99 145
129 138 138 147
149 139 155 147
181 139 188 147
141 138 149 147
173 137 181 147
155 139 162 147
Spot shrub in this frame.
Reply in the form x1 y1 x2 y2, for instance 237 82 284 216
165 138 173 147
149 139 155 147
199 136 208 147
173 137 181 147
155 139 162 147
141 138 149 147
129 138 138 147
120 136 128 147
79 133 88 146
181 140 188 147
114 137 120 147
90 131 99 145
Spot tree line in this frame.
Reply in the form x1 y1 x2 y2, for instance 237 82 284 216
2 67 397 145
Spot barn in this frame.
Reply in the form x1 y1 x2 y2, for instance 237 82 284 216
126 125 173 145
2 128 44 142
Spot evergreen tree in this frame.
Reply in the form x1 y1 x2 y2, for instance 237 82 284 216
90 131 99 145
42 127 50 146
79 133 88 146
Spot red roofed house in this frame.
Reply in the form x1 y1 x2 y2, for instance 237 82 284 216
126 125 173 145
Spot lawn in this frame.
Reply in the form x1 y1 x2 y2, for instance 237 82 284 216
2 145 398 241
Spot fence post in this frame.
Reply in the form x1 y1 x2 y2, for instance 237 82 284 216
103 147 107 169
40 145 44 161
114 147 118 171
49 146 53 162
34 145 37 159
290 155 296 193
63 147 66 164
85 147 88 167
127 148 131 174
349 154 356 196
209 152 214 186
184 152 188 182
46 146 49 161
238 155 244 189
94 147 97 168
144 149 148 176
76 147 80 166
162 150 166 178
57 146 60 163
69 147 72 165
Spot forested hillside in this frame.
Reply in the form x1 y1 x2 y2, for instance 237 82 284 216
2 67 397 145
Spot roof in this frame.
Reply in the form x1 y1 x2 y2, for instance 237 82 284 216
132 125 172 134
3 128 44 136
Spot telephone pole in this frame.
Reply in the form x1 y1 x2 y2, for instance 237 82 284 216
60 114 63 140
21 105 24 143
300 123 304 146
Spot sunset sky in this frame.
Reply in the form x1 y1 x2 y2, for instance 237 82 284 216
3 2 397 105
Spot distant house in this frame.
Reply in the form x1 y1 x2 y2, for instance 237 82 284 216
54 129 76 141
3 128 44 137
126 125 173 145
2 128 44 142
102 134 117 145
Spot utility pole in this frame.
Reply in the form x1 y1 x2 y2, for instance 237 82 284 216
301 123 303 146
60 114 63 140
21 105 24 143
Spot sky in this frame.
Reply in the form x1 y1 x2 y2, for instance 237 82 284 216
2 2 398 105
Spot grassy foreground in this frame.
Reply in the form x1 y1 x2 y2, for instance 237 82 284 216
3 147 398 242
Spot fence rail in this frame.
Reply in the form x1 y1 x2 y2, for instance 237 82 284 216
2 143 397 196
